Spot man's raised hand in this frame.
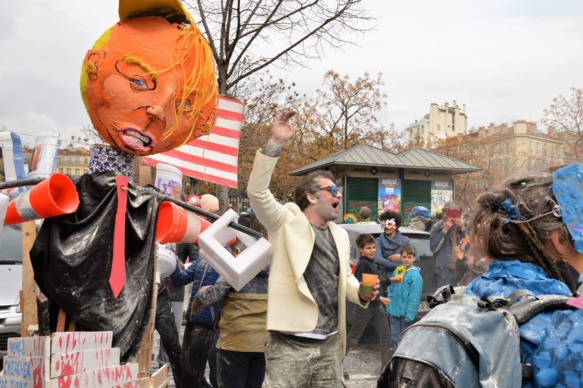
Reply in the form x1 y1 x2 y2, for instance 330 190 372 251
270 109 298 145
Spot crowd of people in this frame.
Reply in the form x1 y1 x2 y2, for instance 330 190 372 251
150 109 583 388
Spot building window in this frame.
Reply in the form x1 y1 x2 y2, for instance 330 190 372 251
75 157 80 164
58 157 63 163
59 168 64 174
67 168 71 174
75 169 80 175
68 157 73 164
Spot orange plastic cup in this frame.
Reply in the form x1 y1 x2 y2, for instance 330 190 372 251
5 173 79 225
362 273 378 298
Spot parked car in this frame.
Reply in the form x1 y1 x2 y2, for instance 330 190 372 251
339 223 435 342
0 225 23 365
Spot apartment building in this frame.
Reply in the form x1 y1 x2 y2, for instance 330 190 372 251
406 100 468 146
23 144 92 178
465 120 565 175
431 120 567 204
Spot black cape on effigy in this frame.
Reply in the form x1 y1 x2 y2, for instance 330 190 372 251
30 172 163 361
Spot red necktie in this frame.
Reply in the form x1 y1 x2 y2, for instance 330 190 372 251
110 176 129 298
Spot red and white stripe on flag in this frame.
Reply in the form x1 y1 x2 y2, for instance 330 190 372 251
144 95 245 188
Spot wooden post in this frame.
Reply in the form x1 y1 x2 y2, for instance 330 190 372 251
151 364 169 388
136 254 158 375
56 308 67 332
21 220 39 337
36 293 50 336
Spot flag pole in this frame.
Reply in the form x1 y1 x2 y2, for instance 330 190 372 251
0 177 46 190
159 194 263 239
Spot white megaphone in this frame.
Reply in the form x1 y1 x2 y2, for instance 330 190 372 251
156 244 179 284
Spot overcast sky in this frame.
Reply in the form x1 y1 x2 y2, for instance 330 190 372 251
2 0 583 147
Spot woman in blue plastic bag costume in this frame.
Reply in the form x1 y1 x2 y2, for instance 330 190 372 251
465 163 583 388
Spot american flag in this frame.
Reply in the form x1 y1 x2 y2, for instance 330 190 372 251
144 95 245 188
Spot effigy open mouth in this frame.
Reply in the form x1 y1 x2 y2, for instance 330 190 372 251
119 127 154 152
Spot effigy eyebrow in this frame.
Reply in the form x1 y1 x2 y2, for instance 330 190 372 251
121 55 159 80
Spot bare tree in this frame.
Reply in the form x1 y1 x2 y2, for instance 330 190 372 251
543 87 583 162
236 71 307 200
70 124 103 147
185 0 375 212
371 122 407 153
315 71 387 150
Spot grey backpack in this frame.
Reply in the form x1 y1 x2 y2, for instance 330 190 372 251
378 286 573 388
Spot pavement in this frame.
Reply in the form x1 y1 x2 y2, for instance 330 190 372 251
152 329 182 388
343 343 384 388
152 323 383 388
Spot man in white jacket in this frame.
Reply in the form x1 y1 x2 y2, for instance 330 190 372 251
247 109 379 386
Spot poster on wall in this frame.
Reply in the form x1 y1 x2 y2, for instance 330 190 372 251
378 178 401 217
431 181 453 215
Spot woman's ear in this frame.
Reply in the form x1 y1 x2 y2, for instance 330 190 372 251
543 231 566 263
549 229 582 272
551 230 573 258
550 230 567 257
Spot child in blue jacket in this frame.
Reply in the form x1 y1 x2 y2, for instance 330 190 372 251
386 244 423 349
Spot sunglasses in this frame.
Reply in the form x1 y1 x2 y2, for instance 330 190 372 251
319 185 339 197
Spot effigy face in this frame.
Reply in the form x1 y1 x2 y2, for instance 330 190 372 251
81 16 218 156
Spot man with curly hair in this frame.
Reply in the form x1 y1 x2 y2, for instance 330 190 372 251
247 109 379 386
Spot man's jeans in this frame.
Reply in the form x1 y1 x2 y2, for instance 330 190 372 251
264 332 344 387
217 349 266 388
157 301 184 366
155 290 183 388
208 331 219 387
182 321 215 388
346 302 392 368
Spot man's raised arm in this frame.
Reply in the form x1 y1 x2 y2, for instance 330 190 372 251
260 109 297 157
247 109 298 231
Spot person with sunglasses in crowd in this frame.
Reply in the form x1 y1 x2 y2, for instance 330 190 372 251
247 109 380 386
